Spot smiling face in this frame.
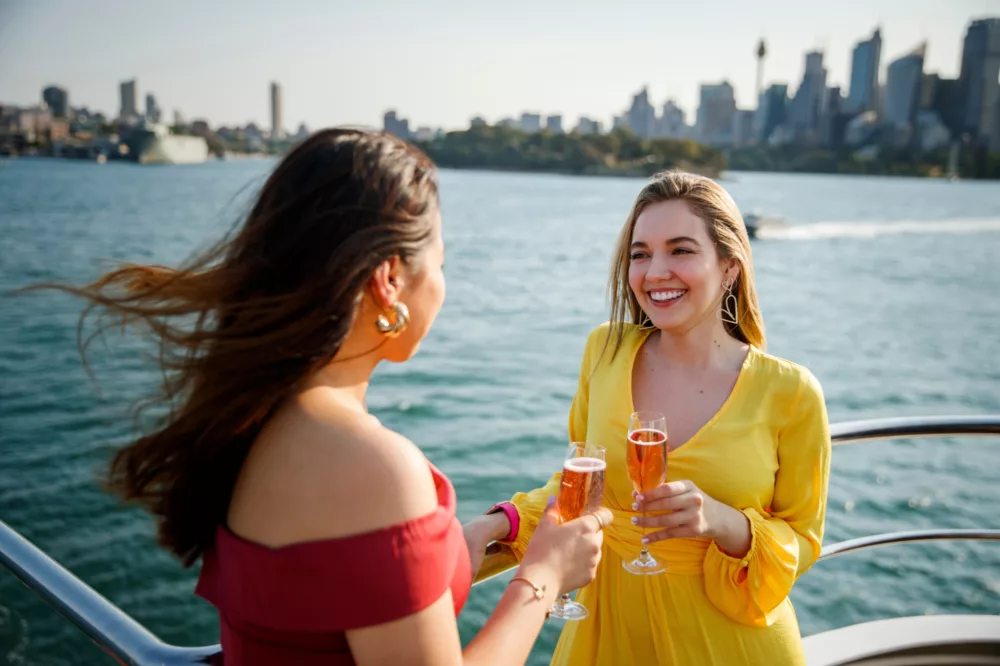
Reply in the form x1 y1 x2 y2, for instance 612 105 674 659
627 199 737 334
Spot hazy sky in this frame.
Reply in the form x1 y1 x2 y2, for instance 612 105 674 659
1 0 996 131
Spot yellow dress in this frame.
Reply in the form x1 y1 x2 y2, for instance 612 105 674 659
503 323 831 666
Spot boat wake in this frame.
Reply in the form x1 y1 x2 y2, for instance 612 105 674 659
756 218 1000 240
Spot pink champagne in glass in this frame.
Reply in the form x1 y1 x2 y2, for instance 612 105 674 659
550 442 606 621
623 412 668 575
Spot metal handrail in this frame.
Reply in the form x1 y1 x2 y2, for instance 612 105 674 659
819 528 1000 561
0 517 217 666
829 414 1000 445
1 414 998 665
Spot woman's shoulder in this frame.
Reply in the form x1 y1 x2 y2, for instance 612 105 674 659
228 389 439 548
748 347 825 404
581 321 647 360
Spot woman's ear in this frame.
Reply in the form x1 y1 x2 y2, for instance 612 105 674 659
368 256 405 309
723 258 741 283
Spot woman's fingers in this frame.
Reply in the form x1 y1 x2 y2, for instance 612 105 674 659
637 489 703 514
634 506 697 530
642 522 703 544
634 480 695 504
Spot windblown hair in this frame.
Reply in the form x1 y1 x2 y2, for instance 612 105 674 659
606 170 765 358
35 129 440 565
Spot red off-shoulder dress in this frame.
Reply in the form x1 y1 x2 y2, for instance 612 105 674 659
195 463 472 665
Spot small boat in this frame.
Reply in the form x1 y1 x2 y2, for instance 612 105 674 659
744 212 788 240
2 414 999 665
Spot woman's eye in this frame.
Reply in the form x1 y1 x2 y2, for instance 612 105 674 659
630 252 647 260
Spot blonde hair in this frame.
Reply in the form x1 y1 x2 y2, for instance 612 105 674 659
606 170 765 358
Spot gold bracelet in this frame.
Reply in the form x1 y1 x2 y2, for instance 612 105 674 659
508 576 546 600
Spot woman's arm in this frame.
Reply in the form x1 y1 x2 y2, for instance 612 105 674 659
636 370 831 627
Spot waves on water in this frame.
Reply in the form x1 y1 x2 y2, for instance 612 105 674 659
758 218 1000 240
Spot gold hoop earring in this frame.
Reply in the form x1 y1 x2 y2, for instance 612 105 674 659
719 278 739 327
639 311 656 330
376 302 410 338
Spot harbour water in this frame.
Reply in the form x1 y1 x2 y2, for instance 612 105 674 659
1 158 999 665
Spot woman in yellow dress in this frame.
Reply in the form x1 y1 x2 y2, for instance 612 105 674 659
464 171 831 665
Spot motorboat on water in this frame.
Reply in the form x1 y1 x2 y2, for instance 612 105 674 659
1 414 999 665
744 211 789 240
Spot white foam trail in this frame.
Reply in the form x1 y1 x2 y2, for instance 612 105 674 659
757 218 1000 241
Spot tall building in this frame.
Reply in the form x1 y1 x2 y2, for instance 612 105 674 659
790 51 828 136
145 93 161 123
657 100 687 139
42 86 69 118
921 74 962 136
696 81 736 145
756 83 789 142
519 112 542 133
119 79 138 119
574 117 603 134
731 110 755 146
626 87 656 139
958 18 1000 147
884 43 926 128
270 82 283 140
545 115 563 133
819 86 848 147
847 29 882 113
383 110 411 139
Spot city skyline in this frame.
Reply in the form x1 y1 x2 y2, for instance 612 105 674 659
0 0 997 131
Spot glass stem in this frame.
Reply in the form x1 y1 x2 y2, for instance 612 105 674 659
640 505 648 558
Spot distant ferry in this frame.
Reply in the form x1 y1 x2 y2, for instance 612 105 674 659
128 123 209 165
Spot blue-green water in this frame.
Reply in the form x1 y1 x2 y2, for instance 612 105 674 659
1 158 999 665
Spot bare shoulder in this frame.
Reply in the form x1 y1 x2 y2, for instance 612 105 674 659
227 387 438 547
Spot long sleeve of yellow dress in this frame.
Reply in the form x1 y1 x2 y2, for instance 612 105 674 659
703 371 831 627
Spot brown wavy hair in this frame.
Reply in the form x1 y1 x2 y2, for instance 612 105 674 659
32 129 440 566
606 170 765 358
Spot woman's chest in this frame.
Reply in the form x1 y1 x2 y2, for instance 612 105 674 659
586 389 780 510
631 360 742 452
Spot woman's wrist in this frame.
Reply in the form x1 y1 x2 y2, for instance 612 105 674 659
467 511 512 544
485 502 518 542
710 502 752 558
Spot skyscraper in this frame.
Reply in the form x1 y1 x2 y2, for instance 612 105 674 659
383 110 411 139
626 87 656 140
847 29 882 114
270 82 283 140
658 100 687 139
42 86 69 118
958 18 1000 147
756 84 789 142
120 79 138 119
884 44 926 129
145 93 161 123
790 52 827 136
696 81 736 144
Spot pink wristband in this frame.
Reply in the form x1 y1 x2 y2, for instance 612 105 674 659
487 502 520 543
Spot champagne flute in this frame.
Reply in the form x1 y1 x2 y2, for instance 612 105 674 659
550 441 607 621
623 411 668 575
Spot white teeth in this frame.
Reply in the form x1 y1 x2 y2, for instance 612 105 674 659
650 290 684 302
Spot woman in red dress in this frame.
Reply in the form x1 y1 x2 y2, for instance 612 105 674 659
51 129 610 664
